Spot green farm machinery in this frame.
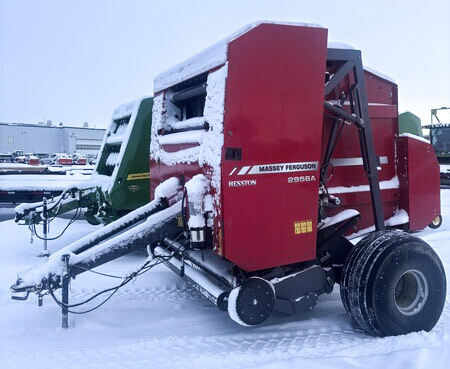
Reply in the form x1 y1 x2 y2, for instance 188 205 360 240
423 107 450 185
398 111 424 138
15 96 153 228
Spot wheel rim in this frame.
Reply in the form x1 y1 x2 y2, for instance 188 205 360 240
235 278 275 325
432 216 441 226
394 269 429 316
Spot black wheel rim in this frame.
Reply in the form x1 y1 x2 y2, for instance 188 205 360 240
236 278 275 325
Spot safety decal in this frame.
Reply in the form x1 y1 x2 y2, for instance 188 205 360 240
177 215 184 227
126 172 150 181
294 220 313 234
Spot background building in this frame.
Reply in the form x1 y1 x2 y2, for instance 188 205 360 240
0 122 105 156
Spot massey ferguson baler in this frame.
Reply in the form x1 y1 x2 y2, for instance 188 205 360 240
11 22 446 337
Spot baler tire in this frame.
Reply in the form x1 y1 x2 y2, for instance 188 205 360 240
429 215 442 229
340 231 383 315
340 231 446 336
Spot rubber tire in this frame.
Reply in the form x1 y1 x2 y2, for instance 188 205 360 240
429 215 442 229
341 230 446 336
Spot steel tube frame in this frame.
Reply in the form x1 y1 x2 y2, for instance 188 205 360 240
61 254 70 329
323 48 385 231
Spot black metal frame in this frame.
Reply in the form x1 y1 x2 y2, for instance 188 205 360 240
323 48 385 231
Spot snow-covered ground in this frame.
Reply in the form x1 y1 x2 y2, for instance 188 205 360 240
1 193 450 369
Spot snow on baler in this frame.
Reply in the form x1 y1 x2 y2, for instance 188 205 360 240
11 22 446 337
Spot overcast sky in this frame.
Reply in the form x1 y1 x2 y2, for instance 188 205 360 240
0 0 449 128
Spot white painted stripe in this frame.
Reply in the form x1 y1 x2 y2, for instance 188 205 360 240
237 166 251 175
328 175 399 194
229 167 237 176
330 156 388 167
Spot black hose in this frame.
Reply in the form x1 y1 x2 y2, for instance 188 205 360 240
33 193 82 241
47 233 185 314
181 188 189 232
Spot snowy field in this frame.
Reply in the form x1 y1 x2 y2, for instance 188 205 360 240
1 193 450 369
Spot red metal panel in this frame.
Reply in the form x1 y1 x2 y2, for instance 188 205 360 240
221 24 328 271
397 136 440 230
321 68 400 233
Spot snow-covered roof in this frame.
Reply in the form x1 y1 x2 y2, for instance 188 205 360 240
327 41 396 84
364 66 396 84
423 123 450 129
153 21 324 93
111 95 152 120
327 41 354 50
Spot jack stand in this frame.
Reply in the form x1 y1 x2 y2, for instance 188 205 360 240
39 197 50 257
36 284 44 307
61 254 70 329
28 223 34 244
39 250 51 257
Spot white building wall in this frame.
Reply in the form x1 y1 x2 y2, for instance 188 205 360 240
0 123 105 155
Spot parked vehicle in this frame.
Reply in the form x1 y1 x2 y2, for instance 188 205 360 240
14 156 27 164
0 153 13 163
72 154 87 165
422 107 450 185
27 156 40 165
50 153 73 166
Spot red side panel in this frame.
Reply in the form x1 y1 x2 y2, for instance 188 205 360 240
321 69 400 232
397 136 440 230
221 24 328 271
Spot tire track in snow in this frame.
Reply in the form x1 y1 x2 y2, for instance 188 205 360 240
5 320 446 369
67 282 203 303
4 300 450 369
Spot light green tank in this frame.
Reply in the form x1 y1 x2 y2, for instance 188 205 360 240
398 111 423 137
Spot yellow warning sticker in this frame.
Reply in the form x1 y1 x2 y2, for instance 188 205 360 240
294 220 313 234
177 215 184 228
126 172 150 181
